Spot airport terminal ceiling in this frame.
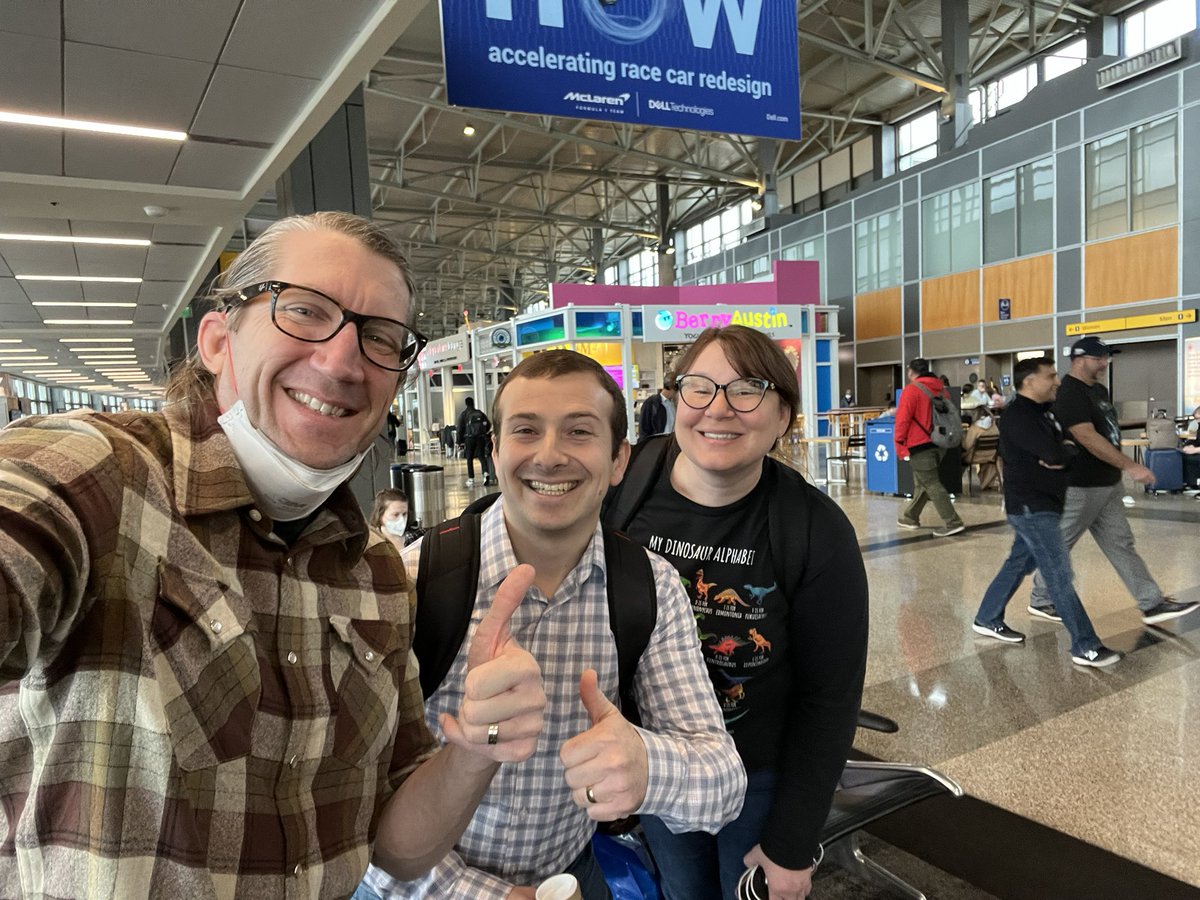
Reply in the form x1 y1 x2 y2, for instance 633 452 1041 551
0 0 1135 398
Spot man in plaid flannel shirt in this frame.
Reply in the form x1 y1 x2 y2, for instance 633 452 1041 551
0 213 546 899
358 351 745 899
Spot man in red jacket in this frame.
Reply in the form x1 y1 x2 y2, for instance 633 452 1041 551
894 357 965 536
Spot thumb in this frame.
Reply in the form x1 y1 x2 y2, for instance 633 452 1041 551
466 563 535 670
579 668 618 726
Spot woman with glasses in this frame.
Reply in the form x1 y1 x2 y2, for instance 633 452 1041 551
605 326 868 900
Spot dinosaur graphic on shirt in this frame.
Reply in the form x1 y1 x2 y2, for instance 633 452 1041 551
706 635 747 657
694 568 716 602
712 588 750 607
694 612 716 642
748 628 772 653
742 582 777 606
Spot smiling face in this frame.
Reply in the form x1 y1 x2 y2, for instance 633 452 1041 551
1071 353 1110 384
197 228 410 469
492 371 629 550
1020 363 1060 404
673 341 792 486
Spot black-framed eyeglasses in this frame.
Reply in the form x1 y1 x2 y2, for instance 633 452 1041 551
675 374 775 413
234 281 427 373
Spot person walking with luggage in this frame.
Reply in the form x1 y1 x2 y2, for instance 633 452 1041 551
1027 338 1198 626
894 358 965 536
604 326 869 900
971 357 1121 666
457 396 496 486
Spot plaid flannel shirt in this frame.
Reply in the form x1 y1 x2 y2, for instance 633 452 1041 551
0 399 437 899
362 501 745 898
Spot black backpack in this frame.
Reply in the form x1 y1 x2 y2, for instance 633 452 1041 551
602 435 812 604
412 493 657 720
912 383 964 449
463 408 491 439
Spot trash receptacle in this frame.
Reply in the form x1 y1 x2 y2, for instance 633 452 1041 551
390 462 421 490
405 465 445 528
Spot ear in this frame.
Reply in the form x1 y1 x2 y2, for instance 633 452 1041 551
196 310 231 376
777 402 793 441
609 438 632 487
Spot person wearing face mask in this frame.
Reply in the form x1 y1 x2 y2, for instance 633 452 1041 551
0 212 547 899
372 488 425 548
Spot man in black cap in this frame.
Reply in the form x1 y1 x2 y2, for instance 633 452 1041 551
1027 337 1198 625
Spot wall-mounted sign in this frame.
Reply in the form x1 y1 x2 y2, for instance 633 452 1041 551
517 312 567 346
1066 309 1196 335
490 325 513 348
640 304 802 342
440 0 801 139
419 333 471 370
998 297 1011 321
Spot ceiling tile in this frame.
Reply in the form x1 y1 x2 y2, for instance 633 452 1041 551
64 133 181 183
0 217 71 235
169 141 267 192
0 256 11 277
64 0 240 64
0 1 60 39
82 283 142 302
191 66 317 144
143 246 203 281
222 0 383 79
20 282 84 302
0 305 43 324
0 32 61 109
152 224 217 245
137 281 187 306
0 277 27 302
135 305 168 325
73 245 150 277
1 244 80 273
64 42 211 131
71 220 155 240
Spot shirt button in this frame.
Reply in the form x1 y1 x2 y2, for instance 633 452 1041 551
286 651 298 665
209 619 223 635
289 754 299 768
293 863 303 876
364 650 375 662
249 509 262 522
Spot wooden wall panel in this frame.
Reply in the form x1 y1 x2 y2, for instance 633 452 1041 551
982 254 1053 322
1084 227 1178 309
921 270 981 331
854 287 902 340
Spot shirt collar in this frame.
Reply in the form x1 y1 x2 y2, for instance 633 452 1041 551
478 499 606 596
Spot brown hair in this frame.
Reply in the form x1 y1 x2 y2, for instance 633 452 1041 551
672 325 800 420
491 349 627 457
164 211 416 405
369 488 409 528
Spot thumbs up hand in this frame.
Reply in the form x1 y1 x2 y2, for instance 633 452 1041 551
559 669 649 820
439 564 545 764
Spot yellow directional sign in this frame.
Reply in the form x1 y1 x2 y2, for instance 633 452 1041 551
1065 309 1196 335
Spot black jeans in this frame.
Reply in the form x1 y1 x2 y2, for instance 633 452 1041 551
464 436 494 479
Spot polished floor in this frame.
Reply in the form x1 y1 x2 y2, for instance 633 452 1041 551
398 447 1200 896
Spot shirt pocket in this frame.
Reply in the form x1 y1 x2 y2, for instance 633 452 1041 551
327 616 404 765
152 561 260 772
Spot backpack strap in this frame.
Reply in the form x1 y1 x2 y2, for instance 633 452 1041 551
601 526 657 723
602 433 676 532
412 492 500 699
910 382 939 437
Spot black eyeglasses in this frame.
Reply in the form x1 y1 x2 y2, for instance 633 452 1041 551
234 281 427 373
675 374 775 412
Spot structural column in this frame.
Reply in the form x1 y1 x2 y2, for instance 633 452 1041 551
277 85 372 216
938 0 971 153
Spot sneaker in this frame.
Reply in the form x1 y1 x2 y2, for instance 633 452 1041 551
972 622 1026 643
896 518 921 530
1141 598 1200 625
465 478 475 487
1027 604 1062 622
933 523 965 537
1071 646 1122 668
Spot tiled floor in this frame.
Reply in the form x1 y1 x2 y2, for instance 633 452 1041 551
399 449 1200 891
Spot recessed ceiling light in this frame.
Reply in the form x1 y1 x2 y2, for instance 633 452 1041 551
0 110 187 142
0 357 50 364
33 302 138 308
0 233 151 247
463 124 477 136
18 275 142 283
59 337 134 343
0 348 36 354
0 339 21 343
42 319 134 325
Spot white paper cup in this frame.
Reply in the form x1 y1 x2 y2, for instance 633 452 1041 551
535 873 582 900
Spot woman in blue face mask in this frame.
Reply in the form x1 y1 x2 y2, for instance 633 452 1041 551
370 488 424 549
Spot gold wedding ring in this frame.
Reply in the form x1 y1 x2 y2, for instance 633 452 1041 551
487 723 500 745
585 786 598 805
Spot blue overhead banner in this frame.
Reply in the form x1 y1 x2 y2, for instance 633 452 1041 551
440 0 801 139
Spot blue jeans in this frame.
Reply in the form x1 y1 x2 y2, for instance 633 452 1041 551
975 507 1102 657
351 841 611 899
640 770 776 900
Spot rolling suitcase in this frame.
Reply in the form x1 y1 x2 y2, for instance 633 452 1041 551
1144 448 1184 493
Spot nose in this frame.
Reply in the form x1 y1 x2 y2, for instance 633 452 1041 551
310 322 367 382
531 430 569 468
704 387 736 416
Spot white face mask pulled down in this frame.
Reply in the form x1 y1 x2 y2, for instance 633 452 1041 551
383 516 408 536
218 399 367 522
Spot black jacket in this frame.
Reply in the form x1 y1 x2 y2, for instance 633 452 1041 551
638 392 668 437
999 394 1077 514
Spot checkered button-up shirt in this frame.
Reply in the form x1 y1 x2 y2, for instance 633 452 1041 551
363 501 745 898
0 399 437 899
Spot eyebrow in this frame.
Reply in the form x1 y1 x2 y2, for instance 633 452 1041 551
505 411 603 423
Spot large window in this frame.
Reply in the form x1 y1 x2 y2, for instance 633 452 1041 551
970 40 1085 124
1085 115 1177 240
854 211 902 293
1125 0 1196 55
627 248 659 287
922 184 981 277
897 110 938 172
984 157 1054 263
681 200 753 266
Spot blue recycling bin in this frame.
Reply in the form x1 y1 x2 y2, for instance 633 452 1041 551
866 420 899 494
